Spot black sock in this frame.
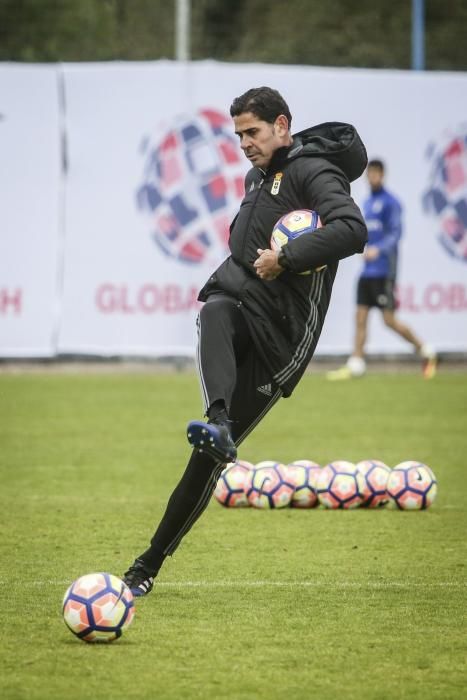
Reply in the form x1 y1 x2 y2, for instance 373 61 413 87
207 399 229 423
138 545 166 575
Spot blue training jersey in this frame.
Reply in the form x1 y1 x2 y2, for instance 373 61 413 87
361 186 402 279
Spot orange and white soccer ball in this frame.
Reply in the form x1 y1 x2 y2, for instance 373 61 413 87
287 460 321 508
270 209 321 249
63 572 135 643
270 209 325 274
245 461 295 509
356 459 391 508
316 461 365 509
214 460 253 507
386 461 438 510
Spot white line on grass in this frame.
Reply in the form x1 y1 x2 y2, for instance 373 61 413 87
154 580 467 589
1 580 465 588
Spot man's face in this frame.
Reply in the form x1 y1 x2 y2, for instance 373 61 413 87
233 112 289 170
367 166 384 191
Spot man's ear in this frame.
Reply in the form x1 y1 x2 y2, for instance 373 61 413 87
274 114 289 136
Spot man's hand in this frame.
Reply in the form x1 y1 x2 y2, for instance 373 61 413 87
364 245 380 261
254 248 283 280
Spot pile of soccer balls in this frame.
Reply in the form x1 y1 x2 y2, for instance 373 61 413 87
214 459 438 511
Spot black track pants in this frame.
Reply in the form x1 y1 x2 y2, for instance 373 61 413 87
148 294 282 560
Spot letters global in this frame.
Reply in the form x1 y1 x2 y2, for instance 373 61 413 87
95 284 201 315
397 283 467 312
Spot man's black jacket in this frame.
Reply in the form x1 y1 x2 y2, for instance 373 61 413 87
199 122 368 397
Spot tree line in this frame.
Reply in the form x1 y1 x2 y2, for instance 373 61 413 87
0 0 466 70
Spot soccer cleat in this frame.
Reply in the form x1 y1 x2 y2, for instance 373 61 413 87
187 419 237 462
422 355 437 380
326 366 353 381
327 356 366 380
122 559 155 598
420 344 437 379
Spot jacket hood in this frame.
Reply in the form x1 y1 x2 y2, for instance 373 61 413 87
288 122 368 183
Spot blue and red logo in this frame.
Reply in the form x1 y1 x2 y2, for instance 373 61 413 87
423 126 467 264
136 109 245 266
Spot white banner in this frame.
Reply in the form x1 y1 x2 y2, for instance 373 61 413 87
57 62 248 355
0 65 62 356
1 61 466 357
58 62 467 357
312 68 467 354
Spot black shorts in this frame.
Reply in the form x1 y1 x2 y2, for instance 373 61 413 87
357 277 397 310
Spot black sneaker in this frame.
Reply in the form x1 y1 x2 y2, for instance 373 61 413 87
187 419 237 462
122 559 155 598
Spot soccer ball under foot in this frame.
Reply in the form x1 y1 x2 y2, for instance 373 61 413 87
63 572 135 643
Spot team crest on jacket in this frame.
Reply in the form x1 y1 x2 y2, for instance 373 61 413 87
271 172 283 195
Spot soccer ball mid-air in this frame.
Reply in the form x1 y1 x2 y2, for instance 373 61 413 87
356 459 391 508
316 461 365 509
386 461 438 510
63 573 135 643
287 460 321 508
245 461 295 509
270 209 324 273
214 460 253 507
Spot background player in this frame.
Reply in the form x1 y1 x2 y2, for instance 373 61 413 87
327 159 437 380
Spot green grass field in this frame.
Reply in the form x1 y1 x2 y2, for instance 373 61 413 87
1 369 466 700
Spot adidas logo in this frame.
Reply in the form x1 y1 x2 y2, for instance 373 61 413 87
137 577 154 594
257 383 273 397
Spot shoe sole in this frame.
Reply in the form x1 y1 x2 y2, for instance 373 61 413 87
130 586 152 598
187 421 237 462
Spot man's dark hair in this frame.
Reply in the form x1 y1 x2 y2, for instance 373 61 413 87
368 159 385 172
230 87 292 129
